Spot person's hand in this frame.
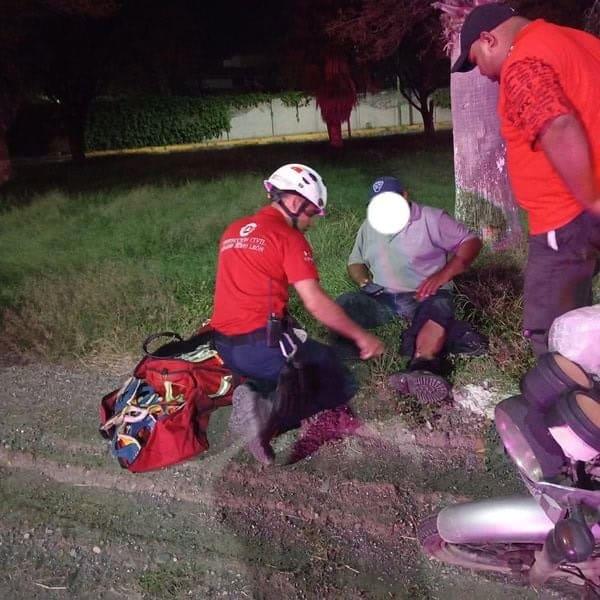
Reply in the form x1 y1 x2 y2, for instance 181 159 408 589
415 270 449 301
355 331 385 359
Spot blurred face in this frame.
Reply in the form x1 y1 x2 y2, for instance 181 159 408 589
468 31 508 82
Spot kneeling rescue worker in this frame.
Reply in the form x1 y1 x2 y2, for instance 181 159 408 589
210 163 385 464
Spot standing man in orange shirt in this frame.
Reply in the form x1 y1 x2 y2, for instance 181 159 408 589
452 3 600 355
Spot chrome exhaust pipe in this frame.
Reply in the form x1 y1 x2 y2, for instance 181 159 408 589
437 496 557 544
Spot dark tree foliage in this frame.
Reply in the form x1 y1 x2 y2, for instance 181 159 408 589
513 0 595 28
108 0 288 98
284 0 365 147
586 0 600 34
0 1 121 164
383 13 449 135
327 0 430 61
35 15 117 162
1 0 119 19
328 0 449 135
4 0 293 162
103 0 206 97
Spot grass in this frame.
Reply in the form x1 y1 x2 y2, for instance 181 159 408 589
138 566 197 598
0 130 540 390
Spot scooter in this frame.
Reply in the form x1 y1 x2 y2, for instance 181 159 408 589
418 353 600 596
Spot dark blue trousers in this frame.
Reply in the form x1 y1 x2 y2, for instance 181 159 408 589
215 336 357 431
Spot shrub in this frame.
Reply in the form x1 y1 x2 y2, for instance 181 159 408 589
87 92 311 151
86 95 231 151
8 92 313 157
431 87 450 109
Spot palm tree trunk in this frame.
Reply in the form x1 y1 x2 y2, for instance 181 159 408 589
449 36 521 247
434 0 522 248
326 122 343 148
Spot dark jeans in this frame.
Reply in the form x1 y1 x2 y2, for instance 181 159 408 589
215 336 356 431
334 289 455 358
524 212 600 356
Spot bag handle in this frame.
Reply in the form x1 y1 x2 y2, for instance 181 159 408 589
142 331 183 356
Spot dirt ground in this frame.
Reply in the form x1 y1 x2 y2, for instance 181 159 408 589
0 358 570 599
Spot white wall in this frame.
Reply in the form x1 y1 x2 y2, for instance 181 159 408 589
218 90 451 141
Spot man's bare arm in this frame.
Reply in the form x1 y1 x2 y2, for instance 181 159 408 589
293 278 384 359
415 237 482 300
538 113 600 215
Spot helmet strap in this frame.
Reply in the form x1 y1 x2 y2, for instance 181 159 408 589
275 195 311 230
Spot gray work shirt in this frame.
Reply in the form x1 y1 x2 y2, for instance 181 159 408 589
348 202 477 293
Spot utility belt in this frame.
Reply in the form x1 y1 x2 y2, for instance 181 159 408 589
213 327 269 347
214 315 307 358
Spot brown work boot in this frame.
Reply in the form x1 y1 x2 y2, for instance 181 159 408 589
245 435 275 465
229 383 276 464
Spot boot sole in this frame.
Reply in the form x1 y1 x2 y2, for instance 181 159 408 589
389 371 452 404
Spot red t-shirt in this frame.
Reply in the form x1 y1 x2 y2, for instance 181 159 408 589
210 206 319 335
499 20 600 234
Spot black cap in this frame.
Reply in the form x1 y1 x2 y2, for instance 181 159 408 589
451 3 516 73
368 176 405 202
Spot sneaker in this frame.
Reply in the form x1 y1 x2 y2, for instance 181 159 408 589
229 383 274 441
389 370 452 404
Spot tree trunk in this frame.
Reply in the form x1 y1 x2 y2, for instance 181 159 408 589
0 130 12 185
450 44 522 248
66 123 86 162
326 122 343 148
0 93 18 186
63 105 88 163
419 97 435 136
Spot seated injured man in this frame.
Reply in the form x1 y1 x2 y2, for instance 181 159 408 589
335 176 485 403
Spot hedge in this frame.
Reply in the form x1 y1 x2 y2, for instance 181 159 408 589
87 95 225 151
8 92 310 156
86 92 310 151
9 88 445 156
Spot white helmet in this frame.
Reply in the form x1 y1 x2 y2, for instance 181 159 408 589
263 164 327 215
